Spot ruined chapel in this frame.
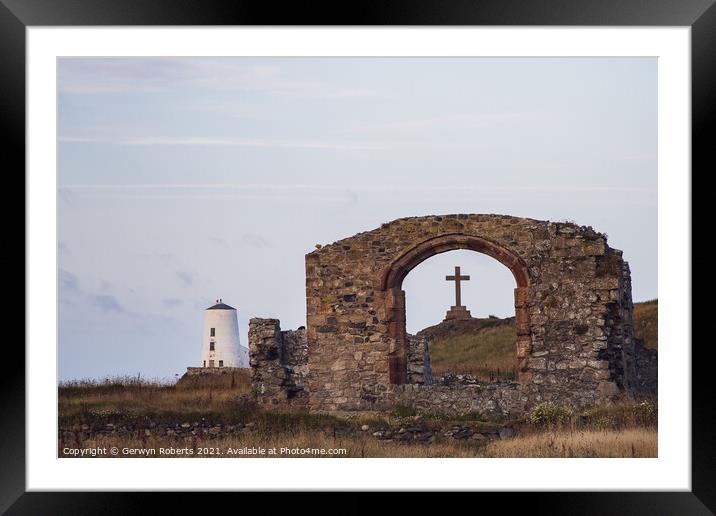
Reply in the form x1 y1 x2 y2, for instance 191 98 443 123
248 214 657 417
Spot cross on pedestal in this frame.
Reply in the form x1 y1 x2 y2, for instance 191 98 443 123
445 266 472 320
446 266 470 307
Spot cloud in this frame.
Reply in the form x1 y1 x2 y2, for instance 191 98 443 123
209 236 228 247
92 294 125 313
323 88 384 100
159 253 178 267
59 183 657 195
58 188 75 205
58 58 283 95
190 101 271 120
193 299 212 311
621 152 656 162
175 269 196 287
57 134 515 152
59 268 79 292
347 112 550 134
59 135 378 151
59 270 125 314
242 233 271 249
162 298 183 308
58 58 386 101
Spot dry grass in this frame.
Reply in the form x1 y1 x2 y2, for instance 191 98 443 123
482 428 657 458
60 425 657 459
59 372 252 417
61 430 484 458
59 376 657 458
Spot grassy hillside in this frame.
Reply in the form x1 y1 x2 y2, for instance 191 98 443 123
633 299 658 350
418 318 517 380
423 299 658 379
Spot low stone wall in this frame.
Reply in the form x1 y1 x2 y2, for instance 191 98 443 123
177 367 246 389
248 319 308 408
384 379 623 419
387 382 525 418
184 367 243 376
248 317 628 416
248 318 642 416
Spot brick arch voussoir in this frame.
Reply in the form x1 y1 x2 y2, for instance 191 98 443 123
380 233 530 291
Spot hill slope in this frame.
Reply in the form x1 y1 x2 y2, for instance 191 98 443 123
417 317 517 380
419 300 658 380
633 299 658 350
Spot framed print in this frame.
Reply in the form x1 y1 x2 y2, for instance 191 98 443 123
4 0 710 512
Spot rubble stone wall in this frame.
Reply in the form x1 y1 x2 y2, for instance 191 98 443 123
249 214 653 415
304 214 641 413
184 367 243 376
406 334 433 385
387 382 525 418
248 319 308 408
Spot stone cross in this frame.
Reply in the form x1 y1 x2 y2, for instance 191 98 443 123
446 266 470 307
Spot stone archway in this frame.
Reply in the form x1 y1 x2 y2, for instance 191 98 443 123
379 233 532 385
250 214 646 416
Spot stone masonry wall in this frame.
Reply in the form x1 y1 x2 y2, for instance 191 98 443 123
597 255 657 398
388 382 525 419
304 214 642 413
248 319 308 408
406 334 433 385
246 214 653 415
184 367 243 376
632 341 658 395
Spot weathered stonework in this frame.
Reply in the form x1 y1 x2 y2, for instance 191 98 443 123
178 367 245 389
248 319 308 408
249 214 656 416
406 335 433 386
390 382 524 419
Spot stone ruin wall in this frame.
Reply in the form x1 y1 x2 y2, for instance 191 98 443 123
248 214 657 417
184 366 243 376
248 319 309 408
394 335 525 418
406 334 432 386
603 258 658 396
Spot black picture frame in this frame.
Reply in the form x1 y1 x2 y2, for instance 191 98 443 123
3 0 709 512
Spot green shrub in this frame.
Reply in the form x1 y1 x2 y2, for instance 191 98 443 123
528 403 572 427
391 403 417 418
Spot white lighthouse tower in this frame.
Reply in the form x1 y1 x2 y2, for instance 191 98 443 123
201 299 248 368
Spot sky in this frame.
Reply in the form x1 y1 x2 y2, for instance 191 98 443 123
57 57 657 381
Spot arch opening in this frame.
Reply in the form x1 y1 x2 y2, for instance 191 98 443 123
381 234 532 385
403 250 517 381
